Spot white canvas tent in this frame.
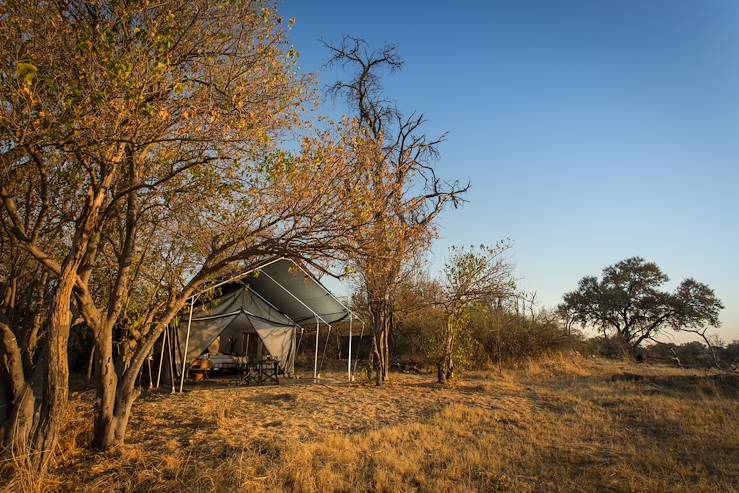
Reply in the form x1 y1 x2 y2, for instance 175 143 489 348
156 258 363 392
176 287 298 375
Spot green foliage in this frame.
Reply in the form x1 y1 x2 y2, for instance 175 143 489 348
391 272 577 370
393 304 578 369
442 241 515 312
15 61 37 84
559 257 723 354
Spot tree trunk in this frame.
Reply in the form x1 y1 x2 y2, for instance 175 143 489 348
438 316 455 384
696 332 722 370
619 334 640 361
369 330 383 386
92 324 167 449
92 372 141 450
0 319 36 450
92 327 118 449
85 344 95 388
670 347 683 368
92 320 172 449
368 299 391 386
4 384 36 452
29 274 75 475
382 309 391 382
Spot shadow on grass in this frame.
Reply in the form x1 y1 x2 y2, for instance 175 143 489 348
611 372 739 398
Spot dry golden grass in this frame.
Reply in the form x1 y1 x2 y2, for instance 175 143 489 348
3 355 737 492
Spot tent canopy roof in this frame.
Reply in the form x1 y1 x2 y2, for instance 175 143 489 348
243 259 350 325
193 258 356 327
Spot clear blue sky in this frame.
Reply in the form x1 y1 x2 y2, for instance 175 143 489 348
282 0 739 342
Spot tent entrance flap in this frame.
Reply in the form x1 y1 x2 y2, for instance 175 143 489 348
175 287 296 374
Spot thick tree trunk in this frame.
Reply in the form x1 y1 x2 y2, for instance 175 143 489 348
92 321 172 449
618 333 640 361
29 274 75 475
92 374 141 450
91 328 143 450
0 319 36 449
368 299 391 386
92 327 118 449
4 384 36 451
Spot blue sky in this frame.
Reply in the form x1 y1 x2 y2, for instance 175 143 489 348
282 0 739 342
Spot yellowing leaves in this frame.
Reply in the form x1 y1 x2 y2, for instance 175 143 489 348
15 61 38 84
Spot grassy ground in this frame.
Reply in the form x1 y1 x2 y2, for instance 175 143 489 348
3 354 738 492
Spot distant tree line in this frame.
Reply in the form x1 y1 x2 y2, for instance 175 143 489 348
582 336 739 369
350 255 731 374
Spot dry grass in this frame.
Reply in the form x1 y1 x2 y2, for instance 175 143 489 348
2 355 737 492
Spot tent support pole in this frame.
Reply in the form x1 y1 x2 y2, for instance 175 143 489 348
348 314 353 382
156 327 167 389
353 321 366 375
314 316 319 382
167 327 176 394
179 297 195 393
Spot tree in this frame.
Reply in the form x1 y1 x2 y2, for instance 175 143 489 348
558 257 724 361
669 279 725 367
0 240 54 451
79 127 361 451
1 0 365 472
324 36 467 385
436 243 515 382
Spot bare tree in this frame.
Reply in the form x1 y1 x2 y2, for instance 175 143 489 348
324 36 468 385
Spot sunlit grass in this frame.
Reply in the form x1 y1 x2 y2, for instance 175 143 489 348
2 355 737 492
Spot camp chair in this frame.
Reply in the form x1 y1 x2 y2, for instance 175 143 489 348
256 359 279 385
235 356 256 385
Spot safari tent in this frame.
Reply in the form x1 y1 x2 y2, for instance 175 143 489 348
175 286 299 376
155 258 363 392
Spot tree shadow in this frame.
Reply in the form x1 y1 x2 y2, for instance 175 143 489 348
611 372 739 398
